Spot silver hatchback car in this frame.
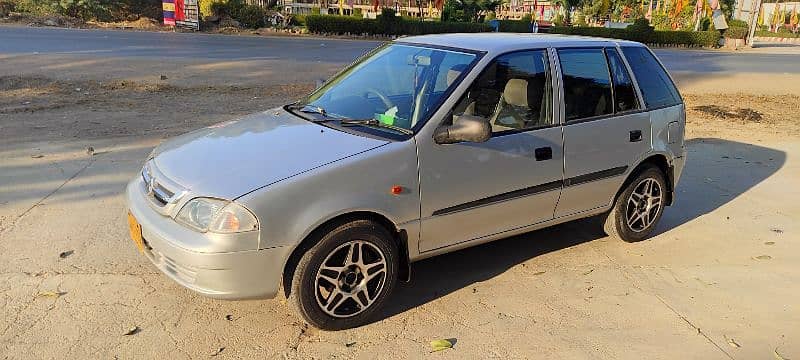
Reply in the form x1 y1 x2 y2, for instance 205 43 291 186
126 33 686 330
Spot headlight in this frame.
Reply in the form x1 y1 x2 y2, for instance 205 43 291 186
175 198 259 233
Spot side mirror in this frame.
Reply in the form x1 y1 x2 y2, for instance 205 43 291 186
433 114 491 144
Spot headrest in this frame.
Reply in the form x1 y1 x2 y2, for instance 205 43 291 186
503 79 528 107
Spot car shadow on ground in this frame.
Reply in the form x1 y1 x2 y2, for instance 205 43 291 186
373 137 786 322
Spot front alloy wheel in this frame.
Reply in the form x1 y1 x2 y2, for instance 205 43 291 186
315 240 388 318
289 220 398 330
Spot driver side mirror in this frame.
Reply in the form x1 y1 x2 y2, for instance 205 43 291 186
433 114 491 144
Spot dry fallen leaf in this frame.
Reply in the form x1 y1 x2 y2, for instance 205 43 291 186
774 348 788 360
123 326 140 336
430 339 453 352
724 335 740 348
582 269 594 275
764 241 775 245
210 347 225 357
754 255 772 260
37 291 65 298
345 341 356 347
59 250 74 259
532 271 546 276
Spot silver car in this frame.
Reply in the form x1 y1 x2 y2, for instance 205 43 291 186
126 33 686 330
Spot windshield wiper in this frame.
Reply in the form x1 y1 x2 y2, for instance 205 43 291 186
287 104 331 122
340 119 413 135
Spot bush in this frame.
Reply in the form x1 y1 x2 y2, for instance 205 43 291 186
235 3 266 28
723 26 748 39
0 0 15 16
291 13 306 26
728 19 748 28
550 26 720 47
627 18 654 33
305 14 490 35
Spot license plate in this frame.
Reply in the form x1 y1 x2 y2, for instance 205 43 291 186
127 211 145 253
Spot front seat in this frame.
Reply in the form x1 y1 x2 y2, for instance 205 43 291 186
491 78 529 132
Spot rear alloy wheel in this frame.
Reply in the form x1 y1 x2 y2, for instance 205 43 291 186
289 220 398 330
603 166 667 242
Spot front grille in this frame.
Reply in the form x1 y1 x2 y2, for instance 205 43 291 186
141 162 182 208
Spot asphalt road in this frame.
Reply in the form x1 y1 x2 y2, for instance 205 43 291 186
1 25 799 74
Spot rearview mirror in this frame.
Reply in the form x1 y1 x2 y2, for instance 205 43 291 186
433 114 491 144
407 55 431 67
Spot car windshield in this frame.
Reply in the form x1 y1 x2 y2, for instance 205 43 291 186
293 43 478 134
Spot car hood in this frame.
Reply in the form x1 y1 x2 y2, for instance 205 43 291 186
152 108 390 199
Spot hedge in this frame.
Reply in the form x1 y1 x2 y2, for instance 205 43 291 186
755 30 800 38
305 15 490 36
495 19 531 32
549 26 720 47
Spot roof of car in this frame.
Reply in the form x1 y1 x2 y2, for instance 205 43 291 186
396 33 644 53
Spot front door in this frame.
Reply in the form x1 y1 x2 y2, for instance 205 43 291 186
417 49 564 252
555 47 651 217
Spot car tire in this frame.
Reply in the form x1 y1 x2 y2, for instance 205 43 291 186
603 165 668 243
289 219 398 330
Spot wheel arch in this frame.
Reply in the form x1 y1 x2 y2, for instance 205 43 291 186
281 211 410 298
616 153 674 207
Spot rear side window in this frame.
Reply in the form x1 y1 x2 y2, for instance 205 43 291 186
605 48 640 113
558 48 613 122
621 46 681 109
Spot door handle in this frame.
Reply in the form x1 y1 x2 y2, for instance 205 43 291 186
534 147 552 161
629 130 643 142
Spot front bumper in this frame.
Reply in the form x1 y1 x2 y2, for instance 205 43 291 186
125 178 290 300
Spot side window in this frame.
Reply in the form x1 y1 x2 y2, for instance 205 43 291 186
451 50 553 133
605 48 640 113
558 48 614 122
621 46 681 109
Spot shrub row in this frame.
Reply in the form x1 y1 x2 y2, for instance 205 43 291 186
549 26 720 47
494 19 532 32
305 14 490 36
755 30 800 38
6 0 162 22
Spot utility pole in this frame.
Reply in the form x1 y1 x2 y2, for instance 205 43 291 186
747 0 763 47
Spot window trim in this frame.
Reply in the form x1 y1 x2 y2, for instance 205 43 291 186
440 47 558 138
603 46 643 116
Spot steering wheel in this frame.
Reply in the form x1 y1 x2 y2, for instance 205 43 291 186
364 88 395 111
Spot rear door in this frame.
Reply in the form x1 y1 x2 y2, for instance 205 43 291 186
555 47 651 217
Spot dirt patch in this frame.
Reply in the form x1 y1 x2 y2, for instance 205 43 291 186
691 105 763 122
684 93 800 139
0 75 315 145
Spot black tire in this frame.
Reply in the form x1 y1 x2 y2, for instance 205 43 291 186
288 220 398 330
603 165 668 242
